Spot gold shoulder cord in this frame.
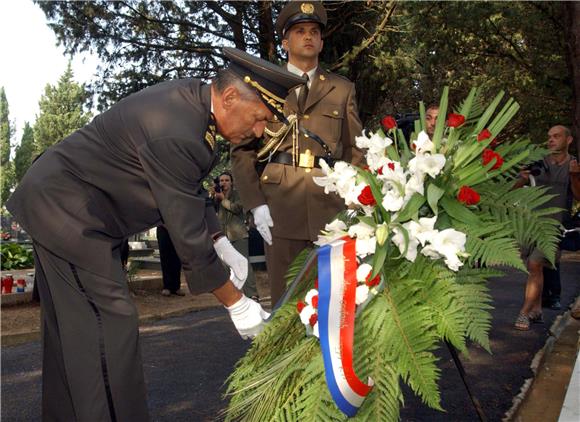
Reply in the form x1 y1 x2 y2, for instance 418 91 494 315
257 113 299 163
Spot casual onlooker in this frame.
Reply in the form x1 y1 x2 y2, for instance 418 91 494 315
212 171 258 300
425 104 439 138
514 125 580 330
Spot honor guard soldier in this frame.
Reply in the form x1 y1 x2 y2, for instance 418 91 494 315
7 48 305 422
232 1 364 305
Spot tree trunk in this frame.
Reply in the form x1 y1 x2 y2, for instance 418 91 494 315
564 2 580 153
257 1 276 61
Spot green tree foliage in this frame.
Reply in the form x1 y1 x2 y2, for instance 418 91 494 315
36 1 576 145
33 63 92 155
13 122 35 183
0 87 15 205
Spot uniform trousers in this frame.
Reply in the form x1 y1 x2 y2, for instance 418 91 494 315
231 237 258 298
265 236 312 305
33 242 149 422
156 226 182 292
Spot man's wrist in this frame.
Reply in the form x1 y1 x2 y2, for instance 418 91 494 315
212 231 225 242
212 280 243 307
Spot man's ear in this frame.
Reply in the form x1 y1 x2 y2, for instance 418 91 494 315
282 38 289 53
221 85 239 111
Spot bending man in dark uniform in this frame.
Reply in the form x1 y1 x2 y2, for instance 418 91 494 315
7 48 304 422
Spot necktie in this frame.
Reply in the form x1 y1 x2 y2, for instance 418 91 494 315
297 73 309 111
205 112 217 151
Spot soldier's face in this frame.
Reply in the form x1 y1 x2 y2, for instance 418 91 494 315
283 22 323 61
219 89 274 144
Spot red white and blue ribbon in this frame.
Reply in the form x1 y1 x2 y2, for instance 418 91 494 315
318 238 374 417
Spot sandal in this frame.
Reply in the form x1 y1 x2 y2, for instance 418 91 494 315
514 313 530 331
529 312 544 324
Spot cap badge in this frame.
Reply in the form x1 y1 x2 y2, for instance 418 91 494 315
300 3 314 14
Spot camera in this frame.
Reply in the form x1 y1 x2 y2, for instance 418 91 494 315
213 176 221 193
525 160 548 177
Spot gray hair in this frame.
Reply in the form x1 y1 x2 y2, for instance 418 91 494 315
212 69 259 101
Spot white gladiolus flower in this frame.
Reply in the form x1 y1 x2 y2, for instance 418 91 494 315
305 289 318 306
421 228 467 271
356 263 373 283
391 226 419 262
409 154 446 178
299 305 316 325
342 182 365 207
404 172 425 199
313 160 358 196
412 130 435 154
355 284 370 305
367 132 392 155
356 237 377 258
381 190 405 212
348 221 375 239
314 219 348 246
325 219 348 233
405 216 438 246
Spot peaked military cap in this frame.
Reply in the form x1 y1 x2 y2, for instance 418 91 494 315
223 47 306 123
275 1 327 37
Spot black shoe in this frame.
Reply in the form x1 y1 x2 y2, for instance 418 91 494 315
550 300 561 310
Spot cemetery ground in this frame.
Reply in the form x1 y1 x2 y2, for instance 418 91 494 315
2 257 580 421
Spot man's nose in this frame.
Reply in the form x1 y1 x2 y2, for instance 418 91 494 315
253 121 267 137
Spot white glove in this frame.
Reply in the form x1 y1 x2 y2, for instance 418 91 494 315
214 237 248 284
229 269 245 291
226 295 270 339
252 204 274 245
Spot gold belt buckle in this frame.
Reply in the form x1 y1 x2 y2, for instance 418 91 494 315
298 149 315 172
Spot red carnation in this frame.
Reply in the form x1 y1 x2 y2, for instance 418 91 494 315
477 128 492 142
358 185 377 206
365 273 381 287
312 295 319 309
309 313 318 327
297 300 305 313
457 186 480 206
381 115 397 130
447 113 465 128
482 148 504 170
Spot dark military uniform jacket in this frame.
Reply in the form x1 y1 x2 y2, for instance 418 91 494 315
7 79 228 293
231 67 363 241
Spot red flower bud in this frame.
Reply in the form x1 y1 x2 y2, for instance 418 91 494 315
381 115 397 130
477 128 492 142
447 113 465 128
365 273 381 287
482 148 504 170
357 185 377 206
297 300 305 313
309 313 318 327
457 186 480 206
312 295 319 308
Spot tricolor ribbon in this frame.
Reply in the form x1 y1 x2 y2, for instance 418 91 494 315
318 238 374 417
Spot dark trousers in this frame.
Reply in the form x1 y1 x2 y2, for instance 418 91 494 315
33 242 149 422
156 226 182 292
542 262 561 301
265 236 312 305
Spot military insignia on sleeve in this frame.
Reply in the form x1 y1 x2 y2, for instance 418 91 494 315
204 113 217 151
301 3 314 14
